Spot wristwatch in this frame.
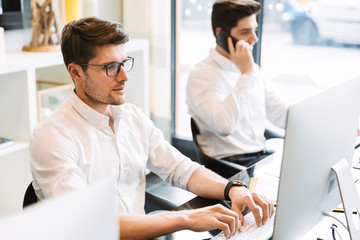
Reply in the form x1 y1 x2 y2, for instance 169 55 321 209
224 180 248 201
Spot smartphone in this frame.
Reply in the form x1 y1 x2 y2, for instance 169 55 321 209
215 29 238 53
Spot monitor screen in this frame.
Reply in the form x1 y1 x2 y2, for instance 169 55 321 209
273 76 360 239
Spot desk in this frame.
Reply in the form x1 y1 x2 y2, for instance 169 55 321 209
151 156 275 240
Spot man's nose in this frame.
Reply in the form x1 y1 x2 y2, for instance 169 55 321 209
250 30 258 44
115 66 128 82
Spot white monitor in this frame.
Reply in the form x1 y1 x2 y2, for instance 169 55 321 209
273 76 360 239
0 177 119 240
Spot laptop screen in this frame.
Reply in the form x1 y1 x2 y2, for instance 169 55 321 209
0 177 118 240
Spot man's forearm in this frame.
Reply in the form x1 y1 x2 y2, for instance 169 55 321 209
119 212 187 240
187 167 228 200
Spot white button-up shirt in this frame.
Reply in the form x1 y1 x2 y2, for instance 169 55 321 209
186 49 288 159
31 91 201 214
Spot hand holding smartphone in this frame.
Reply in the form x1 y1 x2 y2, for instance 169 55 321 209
216 29 238 53
215 29 254 75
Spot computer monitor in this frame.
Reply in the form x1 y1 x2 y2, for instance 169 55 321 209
0 177 119 240
273 76 360 239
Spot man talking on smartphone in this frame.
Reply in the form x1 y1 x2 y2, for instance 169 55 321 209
186 0 289 166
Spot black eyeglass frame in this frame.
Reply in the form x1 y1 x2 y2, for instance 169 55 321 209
76 56 134 77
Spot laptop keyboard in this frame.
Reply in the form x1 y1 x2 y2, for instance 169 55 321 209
211 211 274 240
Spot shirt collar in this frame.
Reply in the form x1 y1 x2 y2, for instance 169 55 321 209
69 90 122 129
210 48 240 72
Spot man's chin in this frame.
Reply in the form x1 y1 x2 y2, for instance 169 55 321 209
111 97 125 106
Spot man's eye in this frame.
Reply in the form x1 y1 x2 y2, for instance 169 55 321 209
107 64 117 71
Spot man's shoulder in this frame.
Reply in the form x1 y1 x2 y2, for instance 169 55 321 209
33 113 69 138
190 57 223 80
33 101 77 135
119 103 152 124
187 57 227 89
194 53 220 69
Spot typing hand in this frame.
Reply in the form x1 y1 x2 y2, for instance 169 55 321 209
183 204 240 239
228 187 275 227
228 38 254 75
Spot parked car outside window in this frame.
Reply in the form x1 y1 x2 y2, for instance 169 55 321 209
279 0 360 45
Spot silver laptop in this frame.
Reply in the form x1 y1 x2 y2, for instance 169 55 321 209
0 177 118 240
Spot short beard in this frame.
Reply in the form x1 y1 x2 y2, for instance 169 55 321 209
83 72 125 106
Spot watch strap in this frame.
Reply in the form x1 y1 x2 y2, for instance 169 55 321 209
224 180 247 201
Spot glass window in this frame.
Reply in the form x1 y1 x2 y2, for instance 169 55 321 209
261 0 360 104
173 0 360 139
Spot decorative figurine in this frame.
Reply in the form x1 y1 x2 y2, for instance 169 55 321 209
23 0 60 52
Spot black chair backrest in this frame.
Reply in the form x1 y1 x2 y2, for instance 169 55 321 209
190 118 201 147
264 128 284 140
23 181 38 208
190 118 244 178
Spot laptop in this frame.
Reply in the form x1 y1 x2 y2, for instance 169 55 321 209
0 177 119 240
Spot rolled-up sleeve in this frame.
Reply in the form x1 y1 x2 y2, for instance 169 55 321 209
144 116 203 190
30 123 87 199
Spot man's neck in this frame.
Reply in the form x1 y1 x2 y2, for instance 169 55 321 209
215 45 230 59
75 89 111 116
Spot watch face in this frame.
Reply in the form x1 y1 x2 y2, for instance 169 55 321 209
232 181 247 188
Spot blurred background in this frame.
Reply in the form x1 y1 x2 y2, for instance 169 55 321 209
174 0 360 138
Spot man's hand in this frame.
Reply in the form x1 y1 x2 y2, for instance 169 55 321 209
228 37 254 75
229 186 275 227
183 204 241 238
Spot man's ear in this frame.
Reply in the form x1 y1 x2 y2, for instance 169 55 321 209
68 63 83 83
215 27 222 37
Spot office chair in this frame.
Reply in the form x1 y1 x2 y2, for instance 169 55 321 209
264 128 284 140
190 118 249 178
190 118 283 178
23 181 38 208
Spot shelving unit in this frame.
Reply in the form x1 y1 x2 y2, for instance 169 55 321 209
0 39 149 216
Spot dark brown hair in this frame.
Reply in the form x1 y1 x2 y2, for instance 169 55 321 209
211 0 261 36
60 17 129 68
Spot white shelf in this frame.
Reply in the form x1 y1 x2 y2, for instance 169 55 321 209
0 142 28 158
0 51 63 75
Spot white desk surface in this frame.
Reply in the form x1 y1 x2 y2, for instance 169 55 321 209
302 211 351 240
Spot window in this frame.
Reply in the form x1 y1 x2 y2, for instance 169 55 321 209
172 0 360 142
261 0 360 105
173 0 216 141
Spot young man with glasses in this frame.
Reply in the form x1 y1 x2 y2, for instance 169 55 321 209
186 0 288 165
30 17 274 239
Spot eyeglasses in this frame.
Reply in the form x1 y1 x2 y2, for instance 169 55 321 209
77 56 134 77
